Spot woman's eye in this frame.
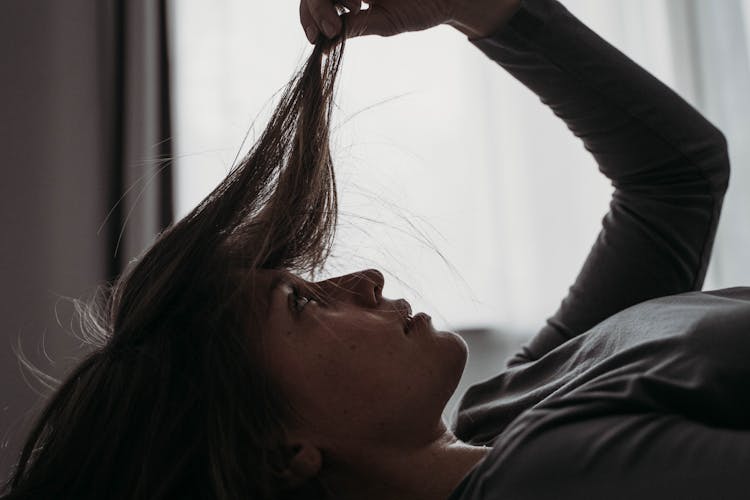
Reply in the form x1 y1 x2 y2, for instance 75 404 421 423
292 286 312 311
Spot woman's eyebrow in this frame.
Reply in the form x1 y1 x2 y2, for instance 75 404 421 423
261 274 288 315
268 274 286 295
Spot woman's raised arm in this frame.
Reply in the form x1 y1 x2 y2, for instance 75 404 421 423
463 0 730 366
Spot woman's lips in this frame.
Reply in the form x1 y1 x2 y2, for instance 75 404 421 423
393 299 432 334
395 299 413 332
406 312 431 333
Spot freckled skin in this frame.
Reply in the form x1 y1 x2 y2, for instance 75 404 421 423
254 268 469 449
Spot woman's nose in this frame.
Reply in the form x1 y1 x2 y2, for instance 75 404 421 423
325 268 383 307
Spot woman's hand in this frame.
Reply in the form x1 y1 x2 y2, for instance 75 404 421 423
300 0 522 44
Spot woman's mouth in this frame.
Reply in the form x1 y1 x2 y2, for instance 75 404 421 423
395 299 413 333
405 312 431 334
404 313 414 333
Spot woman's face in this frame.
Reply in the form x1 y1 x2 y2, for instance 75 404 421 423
255 268 468 449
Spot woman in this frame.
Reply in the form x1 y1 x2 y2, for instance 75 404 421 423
3 0 747 498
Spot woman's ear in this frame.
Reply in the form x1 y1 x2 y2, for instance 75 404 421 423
280 440 323 488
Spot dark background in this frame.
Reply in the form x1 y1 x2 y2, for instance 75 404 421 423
0 0 172 482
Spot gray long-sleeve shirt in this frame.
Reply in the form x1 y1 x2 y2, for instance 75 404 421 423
448 1 748 498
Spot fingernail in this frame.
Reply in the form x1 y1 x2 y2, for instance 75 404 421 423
321 20 336 38
305 26 317 43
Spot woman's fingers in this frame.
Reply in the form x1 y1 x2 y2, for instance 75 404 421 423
300 1 320 43
342 5 396 38
300 1 394 44
338 0 362 16
301 1 453 44
304 0 343 40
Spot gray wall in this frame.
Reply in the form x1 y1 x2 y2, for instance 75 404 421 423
0 0 170 483
0 1 112 482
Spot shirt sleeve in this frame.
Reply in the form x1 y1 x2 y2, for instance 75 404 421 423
467 0 730 367
485 412 750 499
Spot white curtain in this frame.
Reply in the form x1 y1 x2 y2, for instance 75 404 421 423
681 0 750 291
170 0 750 337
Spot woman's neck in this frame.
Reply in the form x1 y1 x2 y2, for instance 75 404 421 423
320 430 491 500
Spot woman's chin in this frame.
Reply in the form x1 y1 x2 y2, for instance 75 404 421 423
438 329 470 375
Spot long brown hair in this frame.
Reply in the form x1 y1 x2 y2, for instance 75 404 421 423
1 28 346 500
